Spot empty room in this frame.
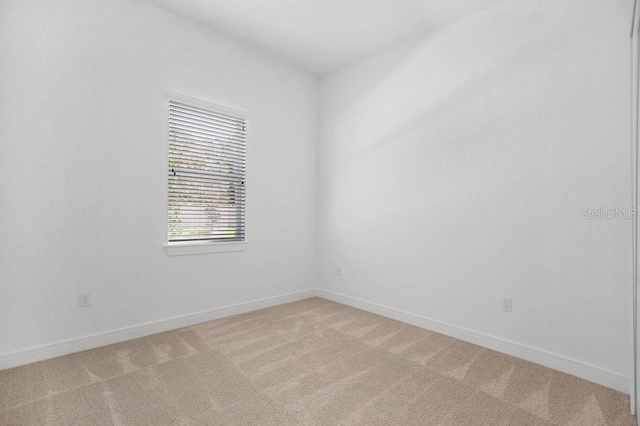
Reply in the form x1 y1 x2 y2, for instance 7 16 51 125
2 0 640 425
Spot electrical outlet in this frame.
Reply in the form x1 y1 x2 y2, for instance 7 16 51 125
501 297 512 312
79 292 91 308
336 266 342 277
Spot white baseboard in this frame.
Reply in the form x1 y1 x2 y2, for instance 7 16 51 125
0 289 315 371
1 287 633 399
316 289 633 395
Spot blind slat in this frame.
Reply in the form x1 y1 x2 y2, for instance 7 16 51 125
168 173 245 185
168 136 245 157
169 129 245 147
171 238 244 242
169 167 244 181
169 145 245 163
169 230 244 233
169 208 245 213
169 116 246 139
168 157 245 171
168 184 247 195
170 103 246 127
168 189 246 199
169 144 246 158
169 125 246 146
169 109 246 129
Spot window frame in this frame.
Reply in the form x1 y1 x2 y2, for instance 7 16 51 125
164 92 249 256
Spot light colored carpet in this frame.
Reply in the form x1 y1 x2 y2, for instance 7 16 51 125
0 297 636 425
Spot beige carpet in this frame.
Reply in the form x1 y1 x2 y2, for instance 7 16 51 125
0 297 636 425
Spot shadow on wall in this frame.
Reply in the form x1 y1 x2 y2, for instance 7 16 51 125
344 6 572 164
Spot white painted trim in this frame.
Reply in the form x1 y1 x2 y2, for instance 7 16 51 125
0 289 314 371
165 241 248 256
316 289 633 395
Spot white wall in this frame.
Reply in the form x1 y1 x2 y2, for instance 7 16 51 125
317 0 634 385
0 0 317 358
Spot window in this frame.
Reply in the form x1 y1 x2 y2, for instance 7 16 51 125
167 94 247 248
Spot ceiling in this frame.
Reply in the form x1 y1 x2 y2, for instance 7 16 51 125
146 0 508 74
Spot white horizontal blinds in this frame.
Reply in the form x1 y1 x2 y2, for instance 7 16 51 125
168 100 246 243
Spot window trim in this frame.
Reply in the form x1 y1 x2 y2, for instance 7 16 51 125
165 240 248 256
164 92 249 256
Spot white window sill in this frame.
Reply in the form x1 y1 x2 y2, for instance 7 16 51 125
165 241 247 256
